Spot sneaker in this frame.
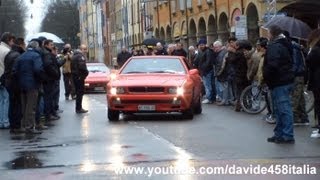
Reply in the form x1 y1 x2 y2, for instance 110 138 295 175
202 99 212 104
265 115 276 124
76 109 88 114
312 129 319 134
72 95 77 100
310 133 320 138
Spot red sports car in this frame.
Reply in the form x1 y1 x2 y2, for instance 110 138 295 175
85 63 110 92
106 56 203 121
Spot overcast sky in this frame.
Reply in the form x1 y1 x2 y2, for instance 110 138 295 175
24 0 51 40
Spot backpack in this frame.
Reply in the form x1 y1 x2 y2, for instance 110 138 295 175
291 42 306 76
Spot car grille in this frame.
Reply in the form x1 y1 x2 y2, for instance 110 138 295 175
128 87 165 93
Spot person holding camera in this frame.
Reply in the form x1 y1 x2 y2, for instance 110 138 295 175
62 44 75 100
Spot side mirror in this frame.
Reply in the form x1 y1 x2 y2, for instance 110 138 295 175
189 69 199 75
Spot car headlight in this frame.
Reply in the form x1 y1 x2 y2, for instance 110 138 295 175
85 83 90 87
176 87 184 96
168 87 184 95
110 87 125 95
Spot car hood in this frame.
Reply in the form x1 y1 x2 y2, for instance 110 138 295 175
85 72 109 81
111 74 186 87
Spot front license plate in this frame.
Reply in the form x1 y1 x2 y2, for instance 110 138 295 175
138 105 156 111
94 87 105 91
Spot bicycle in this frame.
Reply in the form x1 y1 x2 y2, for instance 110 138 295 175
240 84 314 114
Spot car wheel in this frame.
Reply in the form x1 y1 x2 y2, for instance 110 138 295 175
108 108 119 121
193 95 202 114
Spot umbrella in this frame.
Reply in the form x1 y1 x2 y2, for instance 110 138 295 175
142 37 165 46
26 32 64 44
263 16 312 39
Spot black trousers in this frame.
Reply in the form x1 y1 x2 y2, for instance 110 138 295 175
73 76 85 111
313 89 320 130
7 86 22 129
63 73 75 98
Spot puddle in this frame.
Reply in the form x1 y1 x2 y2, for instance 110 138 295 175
6 150 47 169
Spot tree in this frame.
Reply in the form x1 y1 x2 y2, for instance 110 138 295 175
0 0 26 37
41 0 80 48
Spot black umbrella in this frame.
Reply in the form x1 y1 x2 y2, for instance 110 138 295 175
263 16 312 39
142 38 165 46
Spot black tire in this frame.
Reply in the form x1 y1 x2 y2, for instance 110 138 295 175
193 95 202 115
240 84 267 114
182 108 194 119
108 109 120 121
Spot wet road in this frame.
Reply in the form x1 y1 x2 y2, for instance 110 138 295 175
0 92 320 180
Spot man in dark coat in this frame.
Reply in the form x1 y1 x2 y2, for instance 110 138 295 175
3 38 25 133
263 25 295 144
71 44 89 113
15 40 43 134
154 42 168 55
194 39 216 104
117 46 131 68
42 39 61 121
172 42 187 58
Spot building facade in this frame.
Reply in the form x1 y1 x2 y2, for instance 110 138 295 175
79 0 319 65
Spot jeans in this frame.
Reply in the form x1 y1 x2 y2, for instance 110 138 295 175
202 70 214 101
312 89 320 130
215 78 223 101
0 86 9 128
220 80 234 104
271 84 294 140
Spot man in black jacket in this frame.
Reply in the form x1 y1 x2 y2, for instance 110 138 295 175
3 38 25 133
117 46 131 69
172 42 187 58
263 25 295 144
71 44 89 113
42 39 61 121
194 39 216 104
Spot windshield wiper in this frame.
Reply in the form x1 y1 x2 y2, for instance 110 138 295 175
123 71 146 74
149 70 176 74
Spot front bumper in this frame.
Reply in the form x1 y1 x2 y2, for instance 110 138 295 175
107 94 192 113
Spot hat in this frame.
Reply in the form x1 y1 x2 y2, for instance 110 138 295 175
256 37 268 48
198 39 207 45
30 38 42 46
38 36 47 42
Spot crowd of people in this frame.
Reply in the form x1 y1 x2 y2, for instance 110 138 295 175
0 32 89 134
1 25 319 143
115 25 320 143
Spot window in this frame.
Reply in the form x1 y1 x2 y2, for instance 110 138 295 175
121 58 187 74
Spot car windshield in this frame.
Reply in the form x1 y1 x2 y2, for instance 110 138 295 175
87 65 109 73
121 58 186 74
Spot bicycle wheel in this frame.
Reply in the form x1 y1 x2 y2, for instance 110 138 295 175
304 87 314 113
240 84 267 114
